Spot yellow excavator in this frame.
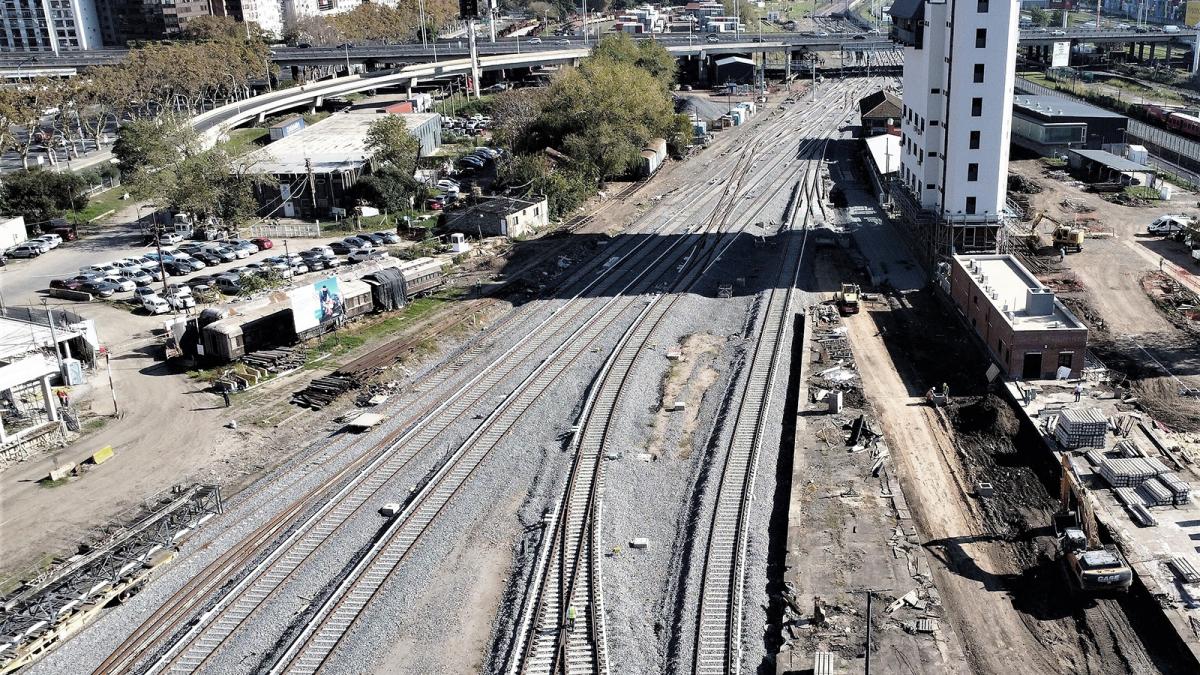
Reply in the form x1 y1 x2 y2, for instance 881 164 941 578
1054 454 1133 593
1030 211 1085 254
835 283 860 316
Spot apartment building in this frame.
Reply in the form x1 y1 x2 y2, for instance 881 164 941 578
0 0 102 53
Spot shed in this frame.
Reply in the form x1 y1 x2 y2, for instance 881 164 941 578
714 56 756 85
268 116 306 141
442 196 550 238
1067 149 1157 188
857 90 902 137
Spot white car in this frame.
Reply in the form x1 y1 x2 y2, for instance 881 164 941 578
34 234 62 249
141 295 171 315
436 179 460 191
81 263 119 276
7 243 44 258
308 246 336 260
348 248 389 264
223 246 250 260
527 37 542 44
105 276 137 292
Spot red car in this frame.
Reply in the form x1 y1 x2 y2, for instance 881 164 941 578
426 198 445 211
251 237 274 250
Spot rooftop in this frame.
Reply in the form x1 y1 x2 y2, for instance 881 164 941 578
1013 95 1125 120
954 254 1086 331
859 90 902 120
1069 148 1155 173
864 133 899 176
0 316 80 363
446 196 545 220
243 112 439 175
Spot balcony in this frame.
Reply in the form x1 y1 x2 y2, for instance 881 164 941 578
889 0 924 48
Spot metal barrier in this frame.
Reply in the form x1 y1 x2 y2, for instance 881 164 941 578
242 221 322 238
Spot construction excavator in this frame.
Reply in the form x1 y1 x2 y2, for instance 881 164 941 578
1054 454 1133 594
835 283 860 316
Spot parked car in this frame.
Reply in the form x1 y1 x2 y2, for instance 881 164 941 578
215 275 243 294
436 179 460 191
8 243 44 258
328 241 354 255
34 234 62 249
343 236 373 249
348 248 389 264
50 277 86 291
194 251 222 266
158 232 184 245
126 269 153 286
358 233 385 246
163 260 192 276
187 274 217 290
220 246 248 260
373 231 401 244
81 279 119 297
81 263 119 276
228 239 260 255
142 294 171 315
172 254 206 271
144 252 176 265
133 286 158 302
426 197 446 210
300 253 328 270
309 245 336 260
164 292 195 310
113 260 144 275
251 237 274 250
290 262 309 275
106 276 137 292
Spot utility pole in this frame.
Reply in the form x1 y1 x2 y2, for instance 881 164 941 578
306 157 317 211
419 0 428 48
43 299 63 373
468 19 482 100
583 0 589 46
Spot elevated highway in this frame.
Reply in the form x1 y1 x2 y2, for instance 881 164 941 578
2 26 1196 76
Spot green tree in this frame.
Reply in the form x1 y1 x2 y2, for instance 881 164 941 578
1029 7 1050 27
113 114 198 177
497 154 595 219
365 115 421 175
1 169 94 225
590 33 677 89
354 166 422 213
1049 10 1064 26
182 15 270 43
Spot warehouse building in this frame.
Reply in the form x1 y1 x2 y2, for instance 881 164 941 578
243 111 441 221
1011 95 1128 156
943 254 1088 380
443 196 549 238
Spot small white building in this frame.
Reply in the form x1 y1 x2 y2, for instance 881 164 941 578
443 196 550 239
0 216 27 250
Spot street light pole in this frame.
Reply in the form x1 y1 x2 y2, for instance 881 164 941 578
419 0 428 48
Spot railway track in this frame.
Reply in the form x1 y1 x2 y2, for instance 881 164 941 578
507 84 866 675
690 81 865 674
91 86 854 675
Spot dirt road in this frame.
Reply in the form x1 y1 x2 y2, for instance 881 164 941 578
841 294 1174 675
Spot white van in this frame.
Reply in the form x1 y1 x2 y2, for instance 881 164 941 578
142 295 170 315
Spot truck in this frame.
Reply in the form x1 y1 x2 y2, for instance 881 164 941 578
835 283 860 315
1055 455 1133 594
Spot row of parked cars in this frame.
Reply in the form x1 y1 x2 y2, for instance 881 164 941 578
48 231 405 314
443 114 493 136
6 233 66 259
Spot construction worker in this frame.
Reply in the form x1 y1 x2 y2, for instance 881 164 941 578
566 605 577 632
1074 382 1083 402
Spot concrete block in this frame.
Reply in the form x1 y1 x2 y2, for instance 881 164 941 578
976 482 994 498
379 502 401 517
49 462 76 481
91 445 114 465
629 538 649 549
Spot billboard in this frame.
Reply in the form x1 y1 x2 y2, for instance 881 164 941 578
289 277 345 333
1051 41 1071 67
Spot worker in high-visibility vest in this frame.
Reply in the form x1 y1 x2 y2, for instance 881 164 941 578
567 605 577 632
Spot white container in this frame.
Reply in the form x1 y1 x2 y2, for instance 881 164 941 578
1160 184 1174 200
60 358 83 386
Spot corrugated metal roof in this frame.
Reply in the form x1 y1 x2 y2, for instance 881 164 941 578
1070 148 1154 173
889 0 924 21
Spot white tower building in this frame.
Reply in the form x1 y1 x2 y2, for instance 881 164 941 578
890 0 1018 261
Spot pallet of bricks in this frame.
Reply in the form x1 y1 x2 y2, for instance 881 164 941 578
1054 407 1108 449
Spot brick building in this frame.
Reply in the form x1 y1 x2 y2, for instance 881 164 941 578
944 254 1088 380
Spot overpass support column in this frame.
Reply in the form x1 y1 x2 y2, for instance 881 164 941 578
1193 35 1200 72
785 48 792 82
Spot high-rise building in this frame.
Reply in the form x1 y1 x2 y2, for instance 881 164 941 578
0 0 102 53
889 0 1019 264
95 0 219 45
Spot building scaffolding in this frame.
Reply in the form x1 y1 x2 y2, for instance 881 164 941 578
892 185 1004 270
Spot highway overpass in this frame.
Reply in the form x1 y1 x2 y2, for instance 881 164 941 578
2 26 1197 76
